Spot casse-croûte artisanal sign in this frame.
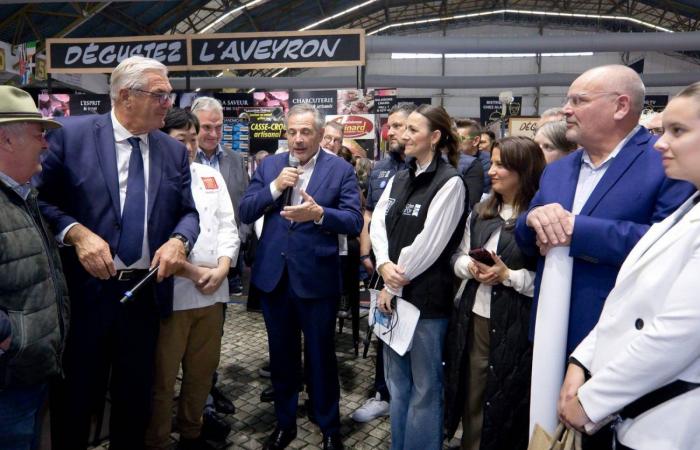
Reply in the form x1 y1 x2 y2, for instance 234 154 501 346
46 30 364 73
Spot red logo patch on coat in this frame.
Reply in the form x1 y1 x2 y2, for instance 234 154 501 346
201 177 218 190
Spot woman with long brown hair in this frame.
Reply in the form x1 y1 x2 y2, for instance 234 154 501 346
370 104 466 450
445 136 546 450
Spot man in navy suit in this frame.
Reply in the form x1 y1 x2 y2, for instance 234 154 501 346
35 56 199 450
515 65 693 449
239 104 362 450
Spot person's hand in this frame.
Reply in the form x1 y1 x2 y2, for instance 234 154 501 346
469 253 509 286
196 267 229 295
535 236 556 256
526 204 574 248
280 190 324 222
274 167 300 192
377 288 394 314
152 238 187 282
378 261 409 291
560 394 591 432
0 335 11 351
558 364 588 430
66 224 116 280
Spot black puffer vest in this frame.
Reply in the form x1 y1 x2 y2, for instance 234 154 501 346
385 155 466 319
0 182 69 389
445 209 537 450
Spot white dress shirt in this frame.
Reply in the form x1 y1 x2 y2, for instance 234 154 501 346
371 160 466 298
572 125 640 215
452 205 536 318
173 163 239 311
58 110 151 270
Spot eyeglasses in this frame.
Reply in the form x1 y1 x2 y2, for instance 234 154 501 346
130 88 173 106
563 91 620 108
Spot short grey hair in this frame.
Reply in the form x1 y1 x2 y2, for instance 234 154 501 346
287 104 324 133
110 56 168 103
324 120 344 138
191 96 224 116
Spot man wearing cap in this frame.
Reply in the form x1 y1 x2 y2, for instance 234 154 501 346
35 56 199 449
0 86 69 449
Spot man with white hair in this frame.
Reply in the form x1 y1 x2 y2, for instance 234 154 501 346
191 97 249 298
36 56 199 449
515 65 693 448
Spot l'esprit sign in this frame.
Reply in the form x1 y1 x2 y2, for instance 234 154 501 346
46 29 365 73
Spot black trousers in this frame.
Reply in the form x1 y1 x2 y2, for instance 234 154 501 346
50 278 159 450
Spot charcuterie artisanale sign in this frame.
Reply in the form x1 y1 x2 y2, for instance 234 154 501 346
46 29 364 73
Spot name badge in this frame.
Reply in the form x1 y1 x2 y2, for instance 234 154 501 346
201 177 219 190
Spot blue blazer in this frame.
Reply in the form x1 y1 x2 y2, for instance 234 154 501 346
239 150 362 299
515 128 694 354
35 113 199 316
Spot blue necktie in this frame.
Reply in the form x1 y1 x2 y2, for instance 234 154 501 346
116 137 145 266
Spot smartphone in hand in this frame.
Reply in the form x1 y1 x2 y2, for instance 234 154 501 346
468 247 496 266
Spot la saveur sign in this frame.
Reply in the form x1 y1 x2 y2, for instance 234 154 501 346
46 29 364 73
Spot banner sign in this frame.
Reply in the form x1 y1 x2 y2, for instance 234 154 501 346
337 89 374 114
190 29 364 69
46 36 188 73
290 90 337 114
326 114 375 140
508 117 539 138
213 93 254 117
373 89 398 115
68 94 111 116
47 29 365 73
480 96 522 125
643 95 668 113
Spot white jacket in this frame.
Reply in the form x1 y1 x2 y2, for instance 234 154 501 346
572 193 700 450
173 163 239 311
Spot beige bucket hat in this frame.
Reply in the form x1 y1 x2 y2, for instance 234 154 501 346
0 86 61 129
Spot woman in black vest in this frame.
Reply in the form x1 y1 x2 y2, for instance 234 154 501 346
370 104 467 450
445 137 545 450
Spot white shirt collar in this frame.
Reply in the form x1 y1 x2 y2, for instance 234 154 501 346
300 148 321 170
111 109 149 144
581 125 641 169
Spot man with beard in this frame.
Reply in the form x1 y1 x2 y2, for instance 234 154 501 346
351 103 416 423
455 118 489 196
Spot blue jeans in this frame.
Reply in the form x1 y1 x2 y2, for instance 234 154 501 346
383 318 448 450
0 383 47 450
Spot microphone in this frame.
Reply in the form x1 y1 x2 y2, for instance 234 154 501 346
120 266 159 304
282 153 300 207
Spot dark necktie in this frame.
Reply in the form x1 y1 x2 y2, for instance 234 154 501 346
116 137 145 266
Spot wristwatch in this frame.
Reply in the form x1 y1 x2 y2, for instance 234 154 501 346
171 233 191 256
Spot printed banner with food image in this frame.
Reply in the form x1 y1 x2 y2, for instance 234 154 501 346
326 113 377 160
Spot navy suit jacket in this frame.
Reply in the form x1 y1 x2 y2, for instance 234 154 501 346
515 127 695 354
239 150 362 299
35 113 199 317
